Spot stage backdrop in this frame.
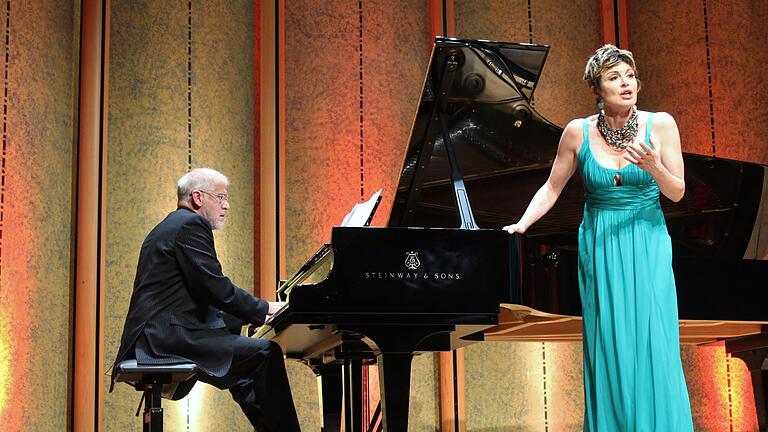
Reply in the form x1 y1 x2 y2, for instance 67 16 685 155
0 1 79 429
0 1 764 431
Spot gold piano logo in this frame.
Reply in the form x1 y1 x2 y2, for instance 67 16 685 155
404 251 421 270
363 250 461 280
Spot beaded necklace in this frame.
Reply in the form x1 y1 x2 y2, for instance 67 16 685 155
597 106 638 151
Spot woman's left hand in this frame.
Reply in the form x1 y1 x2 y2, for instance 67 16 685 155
624 138 663 175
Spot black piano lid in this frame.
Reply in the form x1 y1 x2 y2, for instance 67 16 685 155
387 37 563 230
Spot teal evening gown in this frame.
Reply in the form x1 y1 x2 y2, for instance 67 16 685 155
577 113 694 431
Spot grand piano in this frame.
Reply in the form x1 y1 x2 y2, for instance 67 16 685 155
255 37 768 431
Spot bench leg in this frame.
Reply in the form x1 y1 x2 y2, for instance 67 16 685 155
143 384 163 432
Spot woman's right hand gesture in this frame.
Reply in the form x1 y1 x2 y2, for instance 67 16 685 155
502 223 526 234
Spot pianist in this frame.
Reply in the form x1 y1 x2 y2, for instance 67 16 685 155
503 45 693 431
112 168 300 431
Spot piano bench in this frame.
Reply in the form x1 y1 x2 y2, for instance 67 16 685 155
113 359 198 432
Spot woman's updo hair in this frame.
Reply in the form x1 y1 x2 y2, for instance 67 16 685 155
583 44 640 90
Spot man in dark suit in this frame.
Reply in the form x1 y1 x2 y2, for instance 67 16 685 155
112 168 300 431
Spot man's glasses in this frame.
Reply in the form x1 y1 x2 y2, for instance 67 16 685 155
194 190 229 204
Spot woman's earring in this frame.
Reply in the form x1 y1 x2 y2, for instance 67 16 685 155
597 98 605 116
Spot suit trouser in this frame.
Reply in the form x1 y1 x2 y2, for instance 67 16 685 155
196 337 301 432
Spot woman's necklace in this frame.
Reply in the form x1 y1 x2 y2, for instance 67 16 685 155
597 106 638 151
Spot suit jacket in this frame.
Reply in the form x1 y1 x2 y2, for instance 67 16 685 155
112 208 268 389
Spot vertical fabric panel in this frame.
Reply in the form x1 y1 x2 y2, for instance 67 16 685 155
284 1 359 274
628 0 768 164
283 2 359 427
681 345 730 431
104 1 254 430
706 1 768 164
529 0 601 125
0 0 78 429
191 0 255 316
680 344 760 432
361 0 430 227
464 342 546 429
545 342 584 431
409 353 440 431
455 0 529 43
626 0 712 156
283 1 435 429
359 2 438 424
284 362 321 429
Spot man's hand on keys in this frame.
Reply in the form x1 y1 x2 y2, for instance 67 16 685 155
268 301 287 316
249 301 288 336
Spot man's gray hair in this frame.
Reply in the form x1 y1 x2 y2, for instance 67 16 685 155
177 168 229 203
583 44 640 90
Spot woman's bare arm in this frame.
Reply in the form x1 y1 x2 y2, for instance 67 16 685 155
503 119 581 233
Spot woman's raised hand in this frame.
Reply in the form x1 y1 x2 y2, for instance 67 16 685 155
625 137 663 175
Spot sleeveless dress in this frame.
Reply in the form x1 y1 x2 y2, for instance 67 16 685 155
577 113 694 431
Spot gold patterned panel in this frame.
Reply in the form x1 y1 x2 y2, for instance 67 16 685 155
707 1 768 164
283 3 361 427
105 1 188 427
409 353 440 431
529 0 601 126
361 0 430 227
464 342 547 430
455 0 529 43
629 1 768 164
104 1 255 430
0 0 78 429
285 362 321 431
284 1 360 276
626 0 712 156
545 342 583 431
680 344 761 432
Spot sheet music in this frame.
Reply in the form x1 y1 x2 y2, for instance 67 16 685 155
341 188 382 227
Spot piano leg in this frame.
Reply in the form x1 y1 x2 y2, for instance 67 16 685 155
316 364 343 432
347 324 454 432
376 352 414 432
344 359 364 432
